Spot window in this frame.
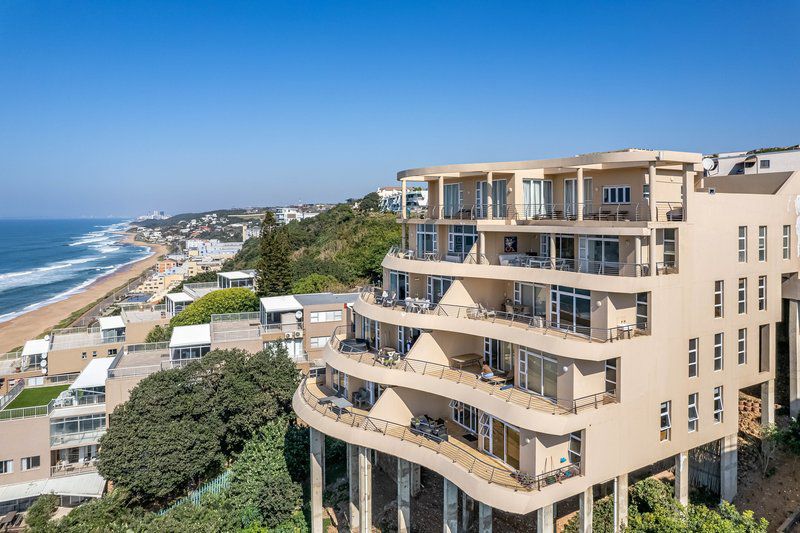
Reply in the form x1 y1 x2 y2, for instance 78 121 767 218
660 401 672 441
636 293 648 327
642 183 650 201
568 431 582 464
758 276 767 310
21 456 40 471
714 333 724 371
449 400 478 433
714 281 724 318
107 348 117 356
688 393 699 432
784 225 791 260
81 352 87 360
92 351 97 357
602 185 631 204
688 338 698 378
758 226 767 261
0 460 12 474
605 359 617 395
738 226 747 262
738 278 747 314
416 224 437 256
760 159 770 169
663 229 676 267
713 386 724 423
447 225 477 256
310 310 342 323
309 336 328 349
738 329 747 365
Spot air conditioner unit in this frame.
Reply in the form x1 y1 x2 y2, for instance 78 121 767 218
284 332 293 339
294 330 303 338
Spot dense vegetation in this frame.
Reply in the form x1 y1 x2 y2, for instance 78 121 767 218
562 478 768 532
226 194 400 290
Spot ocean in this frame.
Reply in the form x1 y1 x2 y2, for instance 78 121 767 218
0 219 153 323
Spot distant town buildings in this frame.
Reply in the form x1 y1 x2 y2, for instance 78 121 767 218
275 206 321 225
135 210 169 221
377 185 428 213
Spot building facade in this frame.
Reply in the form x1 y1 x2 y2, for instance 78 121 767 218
294 148 800 533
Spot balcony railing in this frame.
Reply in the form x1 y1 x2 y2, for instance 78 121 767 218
126 341 170 353
360 287 647 343
50 429 106 447
298 378 581 492
210 311 261 323
329 326 616 415
50 461 98 478
52 393 105 409
406 202 684 223
211 327 262 343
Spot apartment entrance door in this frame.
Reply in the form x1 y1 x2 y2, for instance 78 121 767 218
550 286 591 335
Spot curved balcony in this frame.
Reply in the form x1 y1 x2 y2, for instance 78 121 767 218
293 378 584 514
354 289 647 361
324 327 617 434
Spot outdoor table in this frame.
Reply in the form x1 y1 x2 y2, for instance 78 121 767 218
450 353 483 369
322 395 353 414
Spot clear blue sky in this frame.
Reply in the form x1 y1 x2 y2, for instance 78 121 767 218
1 1 798 218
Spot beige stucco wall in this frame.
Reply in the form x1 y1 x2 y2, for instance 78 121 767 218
0 416 51 485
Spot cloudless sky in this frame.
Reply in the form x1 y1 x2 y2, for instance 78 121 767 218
1 1 798 218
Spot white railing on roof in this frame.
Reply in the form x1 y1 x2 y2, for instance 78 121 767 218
108 364 163 379
126 341 170 353
0 351 23 362
211 328 262 343
210 311 261 323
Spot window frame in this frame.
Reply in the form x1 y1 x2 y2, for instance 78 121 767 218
738 328 747 365
0 459 12 475
758 275 767 310
714 332 724 371
713 386 724 423
688 338 698 378
660 401 672 441
738 226 747 262
21 456 40 471
758 226 767 262
602 185 631 205
784 225 791 260
714 280 724 318
688 393 699 432
738 278 747 314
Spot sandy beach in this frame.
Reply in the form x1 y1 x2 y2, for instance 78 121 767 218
0 232 169 353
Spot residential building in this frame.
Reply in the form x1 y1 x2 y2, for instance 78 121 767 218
295 148 797 533
275 206 320 225
156 259 178 273
377 185 428 214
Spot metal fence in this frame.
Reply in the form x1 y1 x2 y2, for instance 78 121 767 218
158 470 232 515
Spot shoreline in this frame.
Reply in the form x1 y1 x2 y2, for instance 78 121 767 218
0 231 170 353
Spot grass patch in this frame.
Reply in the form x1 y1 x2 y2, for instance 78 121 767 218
3 384 69 410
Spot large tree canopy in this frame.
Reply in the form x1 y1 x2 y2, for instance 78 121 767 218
98 345 299 503
170 288 259 328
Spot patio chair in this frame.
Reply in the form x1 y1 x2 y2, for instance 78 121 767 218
383 291 396 307
476 303 496 319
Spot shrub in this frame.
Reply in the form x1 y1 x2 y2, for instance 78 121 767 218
170 288 259 328
25 493 58 531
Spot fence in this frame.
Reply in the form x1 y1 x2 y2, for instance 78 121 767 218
689 439 721 495
158 470 232 515
0 380 25 410
211 311 261 323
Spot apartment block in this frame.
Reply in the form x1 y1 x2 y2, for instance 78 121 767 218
294 148 800 533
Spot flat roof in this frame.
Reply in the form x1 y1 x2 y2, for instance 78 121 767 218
218 271 254 280
0 472 105 503
97 316 125 331
260 295 302 313
166 292 195 303
70 358 115 389
22 339 49 357
294 292 358 307
170 324 212 348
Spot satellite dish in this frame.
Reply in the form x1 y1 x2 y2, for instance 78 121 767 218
295 310 303 320
41 368 48 375
44 334 50 341
41 352 48 359
40 359 47 368
702 158 718 172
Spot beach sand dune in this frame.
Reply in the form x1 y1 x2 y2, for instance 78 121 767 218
0 233 169 353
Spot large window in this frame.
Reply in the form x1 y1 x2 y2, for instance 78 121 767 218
0 460 12 474
663 228 677 267
758 276 767 310
484 338 514 373
738 226 747 262
602 185 631 204
449 400 478 433
688 338 698 377
550 285 591 335
738 278 747 314
389 270 409 301
714 333 724 371
605 359 617 395
738 328 747 365
569 431 582 464
513 282 547 319
21 456 40 471
688 394 699 433
660 401 672 441
172 345 210 361
448 225 477 257
479 414 520 470
416 224 437 257
758 226 767 261
50 413 106 437
522 179 553 218
443 183 463 218
426 276 453 304
636 293 649 328
713 386 724 423
784 225 792 260
714 281 724 318
475 179 508 218
309 336 328 349
310 310 342 323
518 347 558 399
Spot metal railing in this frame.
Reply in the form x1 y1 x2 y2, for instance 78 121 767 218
108 364 163 379
211 327 262 343
52 393 105 409
0 350 22 362
0 404 49 421
407 202 686 223
328 326 616 415
50 462 98 478
47 372 80 385
50 428 106 447
360 286 647 343
0 380 25 410
210 311 261 323
298 378 581 491
49 332 126 351
126 341 171 353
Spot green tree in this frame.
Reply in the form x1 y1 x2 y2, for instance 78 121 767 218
24 493 58 532
170 288 259 328
290 273 344 294
256 212 293 297
144 324 172 343
357 191 380 212
227 419 303 528
172 270 218 292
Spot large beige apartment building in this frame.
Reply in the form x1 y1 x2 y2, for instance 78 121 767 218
294 148 800 532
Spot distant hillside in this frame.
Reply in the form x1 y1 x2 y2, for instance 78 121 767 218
135 208 266 229
225 202 400 286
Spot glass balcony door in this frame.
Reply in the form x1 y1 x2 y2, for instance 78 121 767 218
513 282 547 319
550 286 591 335
476 179 508 218
480 415 520 470
578 236 620 274
523 179 553 218
443 183 463 218
518 347 558 399
389 270 409 300
426 276 452 304
564 179 577 217
483 338 514 373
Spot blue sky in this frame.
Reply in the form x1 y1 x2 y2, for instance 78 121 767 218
1 1 798 218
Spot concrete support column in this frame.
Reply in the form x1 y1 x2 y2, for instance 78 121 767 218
762 379 775 427
478 231 486 264
401 222 407 251
720 433 738 503
614 474 628 532
576 167 584 220
461 492 470 532
348 444 360 532
358 446 372 533
649 228 657 277
536 504 554 533
310 428 325 533
675 451 689 506
401 179 408 220
634 236 642 276
397 458 411 533
438 176 444 220
411 463 422 497
682 163 692 221
549 233 556 266
478 501 492 533
443 479 458 533
486 172 494 220
790 300 800 419
648 162 657 222
579 487 594 532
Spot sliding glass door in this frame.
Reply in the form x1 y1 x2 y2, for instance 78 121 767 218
426 276 453 304
522 179 553 218
550 285 591 335
513 282 547 319
443 183 462 218
389 270 409 300
483 338 514 373
578 236 620 274
480 415 520 470
518 347 558 399
476 179 508 218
